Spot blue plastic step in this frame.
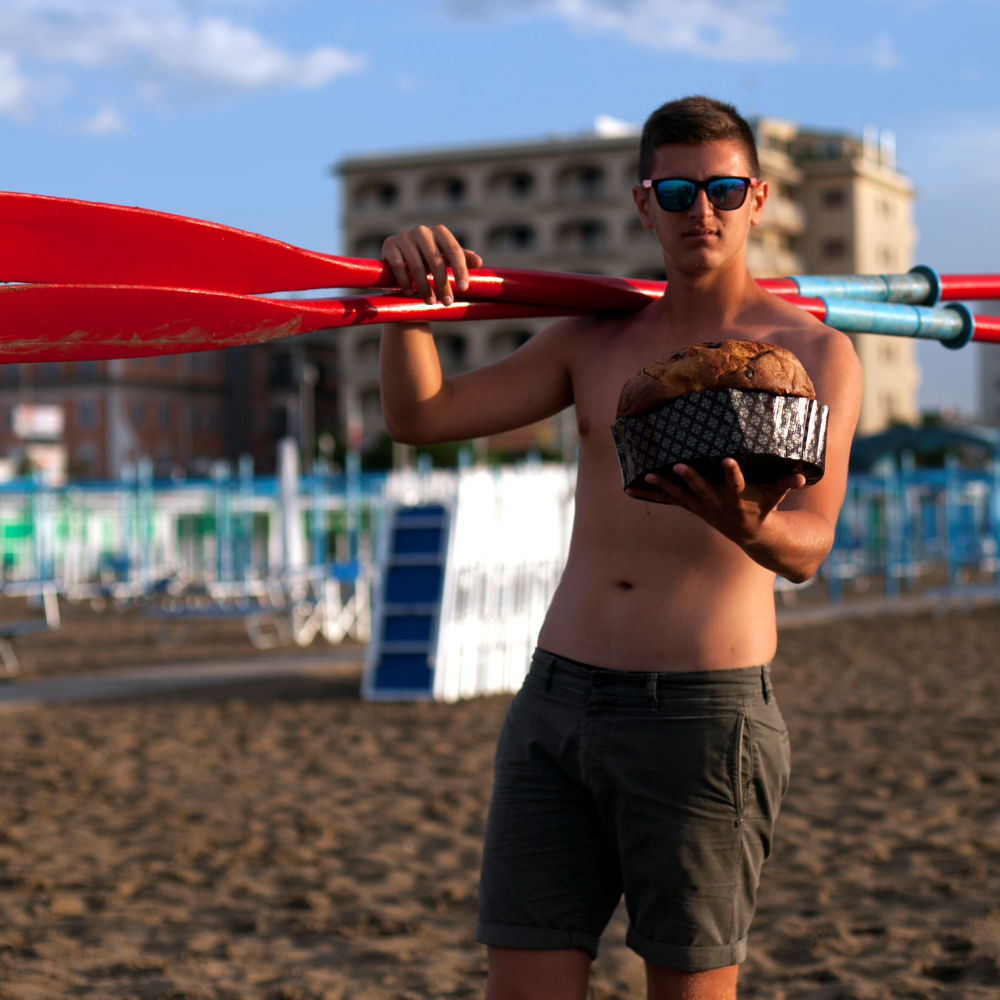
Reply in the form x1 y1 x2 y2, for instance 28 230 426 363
363 501 453 700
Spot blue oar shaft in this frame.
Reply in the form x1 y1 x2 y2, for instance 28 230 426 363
791 271 934 305
816 298 974 349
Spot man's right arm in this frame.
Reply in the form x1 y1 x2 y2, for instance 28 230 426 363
379 226 575 445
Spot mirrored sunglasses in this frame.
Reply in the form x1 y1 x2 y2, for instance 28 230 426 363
641 176 758 212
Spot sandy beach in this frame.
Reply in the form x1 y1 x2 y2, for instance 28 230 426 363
0 602 998 999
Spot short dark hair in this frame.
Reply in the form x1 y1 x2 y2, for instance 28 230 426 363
638 95 760 180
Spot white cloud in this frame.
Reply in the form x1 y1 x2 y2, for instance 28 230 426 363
0 1 365 125
858 31 903 71
0 52 34 119
593 113 639 137
78 104 126 135
137 15 364 93
439 0 796 62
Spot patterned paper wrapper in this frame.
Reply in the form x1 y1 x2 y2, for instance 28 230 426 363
611 388 829 491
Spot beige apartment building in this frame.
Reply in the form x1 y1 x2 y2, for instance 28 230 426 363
337 116 919 456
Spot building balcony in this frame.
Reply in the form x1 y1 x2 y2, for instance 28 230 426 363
762 198 806 235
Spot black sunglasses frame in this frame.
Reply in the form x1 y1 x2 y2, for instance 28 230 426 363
641 176 759 213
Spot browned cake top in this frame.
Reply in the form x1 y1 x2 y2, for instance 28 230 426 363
616 339 816 419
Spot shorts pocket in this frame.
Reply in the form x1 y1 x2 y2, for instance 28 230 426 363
728 712 754 821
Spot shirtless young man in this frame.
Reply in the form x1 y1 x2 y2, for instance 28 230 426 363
379 96 862 1000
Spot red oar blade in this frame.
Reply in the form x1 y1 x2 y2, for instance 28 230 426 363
0 191 391 294
0 285 351 361
0 285 576 363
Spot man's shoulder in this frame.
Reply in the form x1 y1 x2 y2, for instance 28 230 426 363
532 308 642 352
754 292 851 352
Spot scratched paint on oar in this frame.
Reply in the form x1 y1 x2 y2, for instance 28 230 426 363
0 285 577 363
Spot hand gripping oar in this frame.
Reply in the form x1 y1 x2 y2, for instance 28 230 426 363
0 284 996 364
2 190 999 307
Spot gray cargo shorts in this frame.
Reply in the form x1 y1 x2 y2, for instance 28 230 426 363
475 648 791 971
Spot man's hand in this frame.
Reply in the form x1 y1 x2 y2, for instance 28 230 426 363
625 457 807 547
382 225 483 306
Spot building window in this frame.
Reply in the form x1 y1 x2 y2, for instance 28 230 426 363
352 233 392 259
486 224 536 254
420 175 466 209
558 165 604 201
436 333 468 367
557 219 606 255
489 329 533 357
77 400 95 430
821 188 846 209
354 181 398 211
822 238 847 258
131 401 145 427
489 170 534 201
158 402 171 430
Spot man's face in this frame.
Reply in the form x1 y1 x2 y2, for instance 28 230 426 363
632 139 767 278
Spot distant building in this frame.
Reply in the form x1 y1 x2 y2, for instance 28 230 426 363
0 354 230 481
337 116 919 455
0 341 340 481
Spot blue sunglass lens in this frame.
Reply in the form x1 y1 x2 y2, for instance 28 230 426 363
706 178 748 207
655 180 696 211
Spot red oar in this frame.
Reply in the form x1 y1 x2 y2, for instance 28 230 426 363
0 285 575 362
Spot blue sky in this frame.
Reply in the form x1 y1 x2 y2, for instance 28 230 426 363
1 0 997 417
